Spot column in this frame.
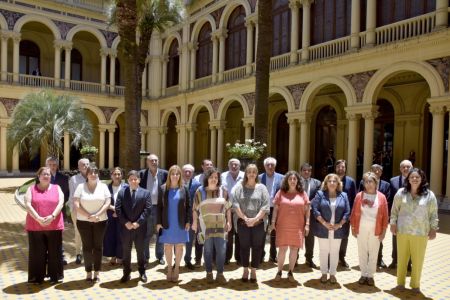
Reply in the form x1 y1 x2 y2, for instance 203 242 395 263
189 42 197 89
435 0 449 29
210 125 217 164
64 43 72 88
53 40 62 87
142 62 148 96
362 109 378 172
161 56 168 96
141 129 146 168
12 145 19 173
1 33 9 81
100 48 108 92
301 0 311 61
160 127 167 169
245 19 254 74
176 124 187 166
346 112 360 179
108 128 115 168
446 114 450 199
12 32 21 83
187 124 196 164
180 23 190 91
288 118 297 170
0 123 6 172
98 126 106 169
109 50 117 93
366 0 376 46
350 0 360 49
289 0 300 64
63 131 70 170
217 29 227 82
298 113 311 167
217 121 226 170
244 123 253 141
429 104 445 196
212 33 219 83
148 126 160 156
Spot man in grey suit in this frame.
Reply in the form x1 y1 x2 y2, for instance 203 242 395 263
300 163 321 268
139 154 168 265
116 170 152 283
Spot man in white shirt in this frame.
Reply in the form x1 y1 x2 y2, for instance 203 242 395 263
221 158 244 264
68 158 90 264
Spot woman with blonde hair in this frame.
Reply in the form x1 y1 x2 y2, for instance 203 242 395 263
311 173 350 284
157 165 191 282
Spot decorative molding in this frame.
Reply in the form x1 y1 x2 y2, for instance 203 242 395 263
187 104 193 119
211 6 225 29
176 106 181 119
427 56 450 92
98 106 117 123
53 20 75 39
249 0 257 12
287 83 308 110
344 70 376 103
0 97 19 117
0 9 24 30
209 98 222 119
242 92 255 115
100 29 118 48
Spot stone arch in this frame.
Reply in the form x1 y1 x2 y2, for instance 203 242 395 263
191 15 216 43
0 13 7 30
300 76 357 111
377 89 406 115
161 108 180 127
270 86 295 112
310 96 346 121
111 36 120 51
66 25 107 48
188 101 214 123
81 103 106 124
363 61 445 105
14 14 61 40
0 102 7 118
109 108 147 126
219 0 252 29
217 94 249 120
163 32 182 56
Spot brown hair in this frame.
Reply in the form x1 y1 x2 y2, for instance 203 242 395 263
280 171 304 193
35 167 50 184
166 165 183 188
242 164 260 186
321 173 343 192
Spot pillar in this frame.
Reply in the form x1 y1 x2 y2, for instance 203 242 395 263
161 56 168 96
188 125 196 164
446 114 450 199
12 145 19 173
435 0 449 29
217 121 226 171
108 128 115 168
63 131 70 170
189 42 197 89
53 40 62 87
350 0 360 49
64 43 72 88
12 32 21 82
98 126 106 169
363 109 378 172
429 104 445 196
288 118 297 170
299 113 311 167
289 0 300 64
301 0 311 61
100 47 108 92
366 0 376 46
346 112 360 179
160 127 167 169
244 123 253 141
109 50 117 93
245 19 254 74
212 33 219 83
1 33 9 81
210 125 217 164
0 124 6 172
218 30 227 82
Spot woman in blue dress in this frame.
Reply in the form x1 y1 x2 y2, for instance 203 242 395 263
157 165 191 282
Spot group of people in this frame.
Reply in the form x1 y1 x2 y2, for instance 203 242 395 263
24 154 438 293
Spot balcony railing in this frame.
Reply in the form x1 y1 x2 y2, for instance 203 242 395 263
70 80 102 93
223 65 246 83
270 53 291 71
375 11 436 45
19 74 55 88
114 86 125 96
309 36 351 62
193 75 212 89
165 85 179 97
54 0 112 12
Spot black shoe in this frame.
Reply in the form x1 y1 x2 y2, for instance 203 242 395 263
339 259 349 268
75 255 82 265
120 274 131 283
306 260 318 269
185 262 195 270
224 260 230 265
389 262 397 269
139 273 147 283
194 260 201 268
377 260 387 269
158 258 165 265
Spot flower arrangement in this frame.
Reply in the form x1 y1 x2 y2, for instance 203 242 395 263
226 139 267 161
80 145 98 155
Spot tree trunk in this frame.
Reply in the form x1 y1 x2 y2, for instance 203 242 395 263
254 0 273 167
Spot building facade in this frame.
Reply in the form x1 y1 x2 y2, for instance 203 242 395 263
0 0 449 198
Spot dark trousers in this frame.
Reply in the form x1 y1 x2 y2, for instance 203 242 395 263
28 230 63 283
262 207 276 260
392 234 398 263
144 206 164 261
304 227 315 261
184 228 195 264
195 233 203 263
226 212 240 262
378 241 384 264
237 221 265 269
339 223 350 261
121 225 147 275
77 220 108 272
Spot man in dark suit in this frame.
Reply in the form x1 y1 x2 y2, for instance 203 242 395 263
46 157 69 265
139 154 168 265
300 163 322 268
335 159 356 268
259 157 284 263
116 170 152 283
388 159 413 269
358 164 391 268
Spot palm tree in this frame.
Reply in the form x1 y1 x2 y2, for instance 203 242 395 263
111 0 183 171
254 0 273 165
7 90 93 160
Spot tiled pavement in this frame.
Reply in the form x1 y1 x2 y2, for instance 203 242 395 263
1 178 449 300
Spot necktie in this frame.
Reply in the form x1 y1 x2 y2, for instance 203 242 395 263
131 190 136 203
304 179 310 197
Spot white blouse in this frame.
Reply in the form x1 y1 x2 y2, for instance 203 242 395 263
74 182 111 221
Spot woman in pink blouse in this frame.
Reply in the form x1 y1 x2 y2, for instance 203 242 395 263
25 167 65 284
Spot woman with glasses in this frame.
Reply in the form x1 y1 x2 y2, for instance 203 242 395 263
311 173 350 284
73 165 111 283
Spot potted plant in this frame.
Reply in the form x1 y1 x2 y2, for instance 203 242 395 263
80 145 98 162
226 139 267 169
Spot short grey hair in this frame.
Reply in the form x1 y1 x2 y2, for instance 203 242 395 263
263 157 277 166
228 158 241 166
182 164 195 171
45 156 58 165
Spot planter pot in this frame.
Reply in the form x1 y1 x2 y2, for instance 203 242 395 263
82 153 96 164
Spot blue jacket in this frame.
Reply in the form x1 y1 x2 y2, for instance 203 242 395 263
259 172 284 202
341 175 356 208
311 190 350 239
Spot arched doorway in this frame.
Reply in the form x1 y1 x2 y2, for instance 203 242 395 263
275 110 289 174
374 99 395 180
224 101 244 169
315 105 337 180
193 107 211 171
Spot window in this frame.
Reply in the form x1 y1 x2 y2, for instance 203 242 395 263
377 0 435 26
272 0 291 56
226 6 247 70
311 0 351 45
19 40 40 75
196 23 213 78
167 40 180 87
61 48 83 81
